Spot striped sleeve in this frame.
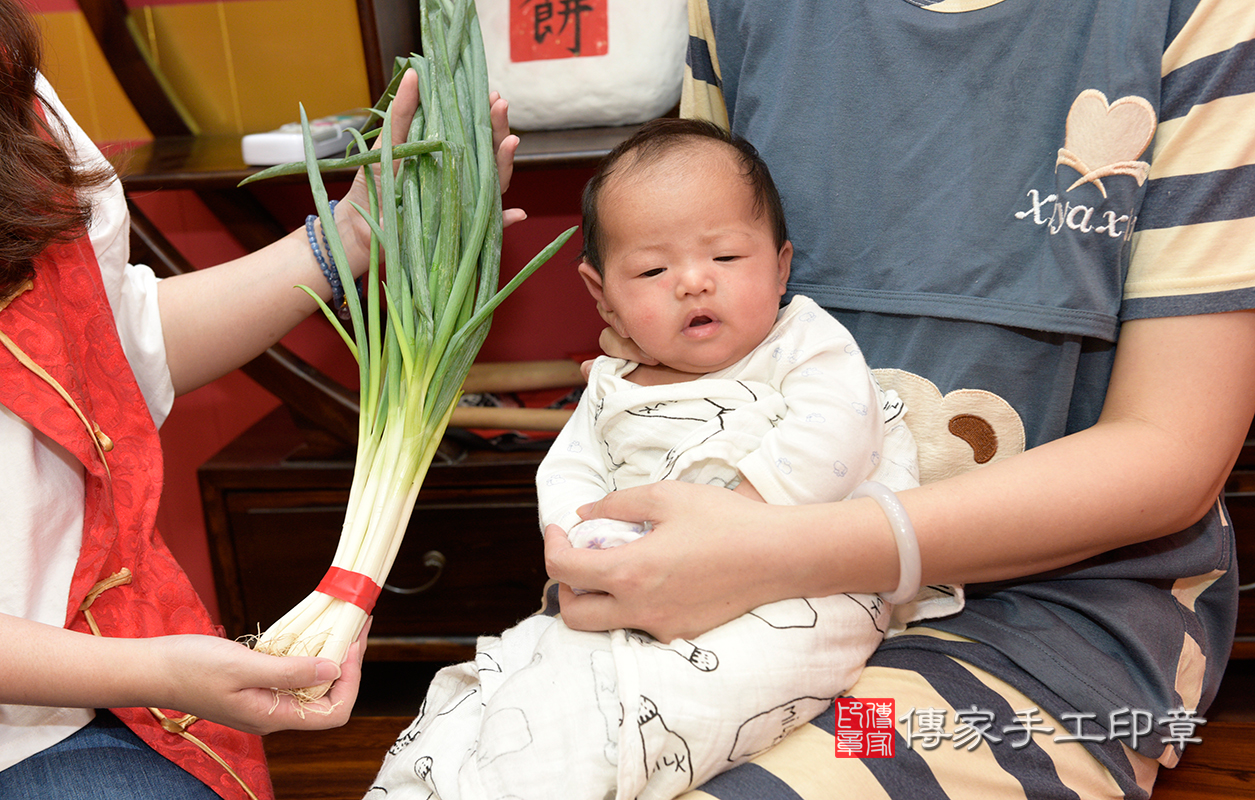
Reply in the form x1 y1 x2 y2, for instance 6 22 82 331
1123 0 1255 318
681 0 730 128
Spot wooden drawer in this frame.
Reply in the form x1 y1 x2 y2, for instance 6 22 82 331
200 407 549 661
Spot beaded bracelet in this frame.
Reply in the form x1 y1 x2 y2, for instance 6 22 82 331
305 200 351 320
852 481 922 605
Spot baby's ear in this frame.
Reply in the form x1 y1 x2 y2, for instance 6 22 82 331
577 260 627 336
776 240 793 294
577 260 606 304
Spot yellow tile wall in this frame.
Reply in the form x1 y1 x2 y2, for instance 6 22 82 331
34 10 150 143
33 0 373 143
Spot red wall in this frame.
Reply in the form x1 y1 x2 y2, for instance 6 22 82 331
145 167 603 620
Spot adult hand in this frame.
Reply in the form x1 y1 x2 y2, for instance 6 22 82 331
490 91 527 228
150 622 369 735
544 482 788 641
599 324 656 364
337 76 526 276
581 324 659 379
337 69 422 275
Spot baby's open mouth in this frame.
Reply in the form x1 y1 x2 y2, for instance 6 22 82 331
688 315 714 328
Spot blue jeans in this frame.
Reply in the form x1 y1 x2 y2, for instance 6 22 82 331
0 711 220 800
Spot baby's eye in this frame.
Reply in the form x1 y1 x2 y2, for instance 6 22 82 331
639 267 666 277
714 255 740 262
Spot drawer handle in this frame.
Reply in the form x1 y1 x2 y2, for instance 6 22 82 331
384 550 446 595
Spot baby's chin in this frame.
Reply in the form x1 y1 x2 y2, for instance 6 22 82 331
658 352 747 376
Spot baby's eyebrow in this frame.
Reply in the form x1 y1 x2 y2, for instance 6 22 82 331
703 229 758 245
616 249 666 268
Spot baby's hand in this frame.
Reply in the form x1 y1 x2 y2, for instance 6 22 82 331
566 518 651 596
568 517 652 550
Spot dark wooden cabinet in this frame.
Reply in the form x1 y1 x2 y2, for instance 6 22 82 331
1223 430 1255 659
200 406 550 661
1225 492 1255 657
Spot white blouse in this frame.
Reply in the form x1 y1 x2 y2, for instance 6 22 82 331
0 74 174 771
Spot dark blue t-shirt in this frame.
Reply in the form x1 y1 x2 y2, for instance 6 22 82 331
689 0 1255 762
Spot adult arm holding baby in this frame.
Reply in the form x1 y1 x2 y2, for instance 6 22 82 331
540 2 1255 796
547 311 1255 640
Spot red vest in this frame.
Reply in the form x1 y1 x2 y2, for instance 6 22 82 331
0 229 273 799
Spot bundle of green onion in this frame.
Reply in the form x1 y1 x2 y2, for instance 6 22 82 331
242 0 574 702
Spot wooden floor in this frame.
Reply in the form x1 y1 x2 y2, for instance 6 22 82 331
263 720 1255 799
265 717 397 800
1151 720 1255 799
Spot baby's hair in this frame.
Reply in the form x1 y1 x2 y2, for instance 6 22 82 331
580 118 788 276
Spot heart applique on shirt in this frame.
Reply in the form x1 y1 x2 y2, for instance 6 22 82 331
1056 89 1157 198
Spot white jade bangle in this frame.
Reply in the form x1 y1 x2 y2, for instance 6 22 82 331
852 481 921 605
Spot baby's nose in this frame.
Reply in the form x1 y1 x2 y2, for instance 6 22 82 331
675 264 715 296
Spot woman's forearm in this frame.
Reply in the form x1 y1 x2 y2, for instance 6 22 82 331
2 612 170 709
155 226 333 395
787 310 1255 596
2 611 365 734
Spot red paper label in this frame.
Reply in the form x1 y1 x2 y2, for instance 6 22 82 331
834 698 896 758
510 0 609 62
316 566 383 613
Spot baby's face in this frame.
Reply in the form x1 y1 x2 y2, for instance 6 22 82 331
587 144 791 375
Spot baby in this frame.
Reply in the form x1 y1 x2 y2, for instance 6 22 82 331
370 119 928 800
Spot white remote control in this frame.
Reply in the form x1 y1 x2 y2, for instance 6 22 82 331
241 113 372 166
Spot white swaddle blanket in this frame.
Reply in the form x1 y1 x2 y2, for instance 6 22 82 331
369 589 889 800
369 298 949 800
